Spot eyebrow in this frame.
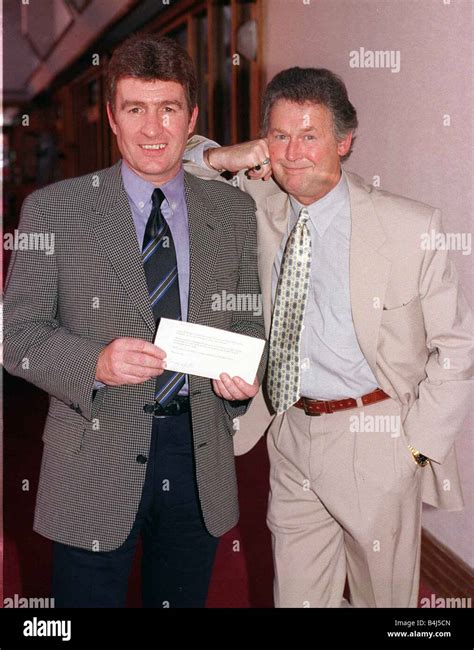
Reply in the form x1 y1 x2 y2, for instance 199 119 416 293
270 126 317 135
120 99 184 110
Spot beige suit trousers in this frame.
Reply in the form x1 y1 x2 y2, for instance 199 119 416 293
267 397 423 607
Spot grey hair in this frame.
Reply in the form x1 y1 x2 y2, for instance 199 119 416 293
261 67 358 161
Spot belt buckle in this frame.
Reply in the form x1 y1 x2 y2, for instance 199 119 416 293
153 398 186 417
302 398 322 416
168 400 181 416
153 402 167 418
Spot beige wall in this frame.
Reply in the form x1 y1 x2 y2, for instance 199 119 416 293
263 0 473 567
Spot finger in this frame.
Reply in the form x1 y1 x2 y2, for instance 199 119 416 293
108 371 159 386
119 362 164 379
125 352 167 369
231 376 258 398
252 154 269 172
246 168 266 181
120 338 167 359
212 379 223 398
142 343 167 359
215 378 234 401
123 372 162 384
219 373 247 401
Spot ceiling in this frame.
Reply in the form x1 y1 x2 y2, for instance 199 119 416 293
3 0 139 107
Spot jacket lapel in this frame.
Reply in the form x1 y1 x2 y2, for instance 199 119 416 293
184 172 223 324
261 192 290 336
346 172 392 373
255 172 391 374
92 162 156 333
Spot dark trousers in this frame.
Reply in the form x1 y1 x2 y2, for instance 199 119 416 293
52 412 219 608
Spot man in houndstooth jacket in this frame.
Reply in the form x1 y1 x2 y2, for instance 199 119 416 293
3 34 265 608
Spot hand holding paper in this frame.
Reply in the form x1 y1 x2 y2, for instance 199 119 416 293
154 318 265 386
212 373 259 401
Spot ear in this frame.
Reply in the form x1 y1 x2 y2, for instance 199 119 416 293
106 102 118 136
187 105 199 135
337 131 352 158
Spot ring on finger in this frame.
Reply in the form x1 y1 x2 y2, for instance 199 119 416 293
261 158 270 165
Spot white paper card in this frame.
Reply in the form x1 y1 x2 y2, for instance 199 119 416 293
154 318 265 384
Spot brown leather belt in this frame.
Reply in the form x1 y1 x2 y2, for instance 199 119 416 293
294 388 390 416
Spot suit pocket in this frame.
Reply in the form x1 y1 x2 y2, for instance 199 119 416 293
215 272 239 293
397 432 420 475
381 295 421 318
389 399 420 477
378 295 427 379
224 412 237 437
42 400 86 454
208 273 241 325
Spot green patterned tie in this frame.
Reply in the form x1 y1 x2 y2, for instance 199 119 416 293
268 207 312 414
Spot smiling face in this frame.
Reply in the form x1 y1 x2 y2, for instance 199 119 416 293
107 76 198 186
267 99 352 204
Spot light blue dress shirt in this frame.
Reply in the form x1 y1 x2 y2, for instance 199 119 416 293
93 161 190 394
272 171 379 400
121 161 190 322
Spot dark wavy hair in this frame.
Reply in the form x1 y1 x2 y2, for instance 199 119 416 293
106 33 197 115
261 67 358 160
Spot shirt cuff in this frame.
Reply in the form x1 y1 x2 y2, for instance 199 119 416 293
184 136 221 167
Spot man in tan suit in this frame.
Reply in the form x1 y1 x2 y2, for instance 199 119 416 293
185 67 473 607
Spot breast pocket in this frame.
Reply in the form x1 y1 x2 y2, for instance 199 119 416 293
216 272 239 292
381 295 424 331
208 272 241 324
379 295 428 375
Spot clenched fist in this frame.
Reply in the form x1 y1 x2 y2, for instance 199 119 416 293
205 139 272 181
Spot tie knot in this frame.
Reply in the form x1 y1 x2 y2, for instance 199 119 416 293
298 207 310 225
152 188 166 209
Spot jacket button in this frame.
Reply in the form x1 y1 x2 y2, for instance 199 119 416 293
143 404 155 414
136 454 147 464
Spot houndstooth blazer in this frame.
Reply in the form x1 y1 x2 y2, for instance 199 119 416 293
3 161 266 552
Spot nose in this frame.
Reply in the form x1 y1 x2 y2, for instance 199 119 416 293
285 137 303 162
140 111 165 138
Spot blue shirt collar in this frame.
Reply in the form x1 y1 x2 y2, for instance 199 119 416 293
121 161 185 216
289 169 349 237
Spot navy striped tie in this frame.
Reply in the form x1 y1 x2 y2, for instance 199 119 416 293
142 188 185 406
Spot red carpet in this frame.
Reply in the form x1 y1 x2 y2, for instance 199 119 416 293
3 373 433 607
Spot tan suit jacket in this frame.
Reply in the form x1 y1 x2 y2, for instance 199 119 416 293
184 154 473 511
